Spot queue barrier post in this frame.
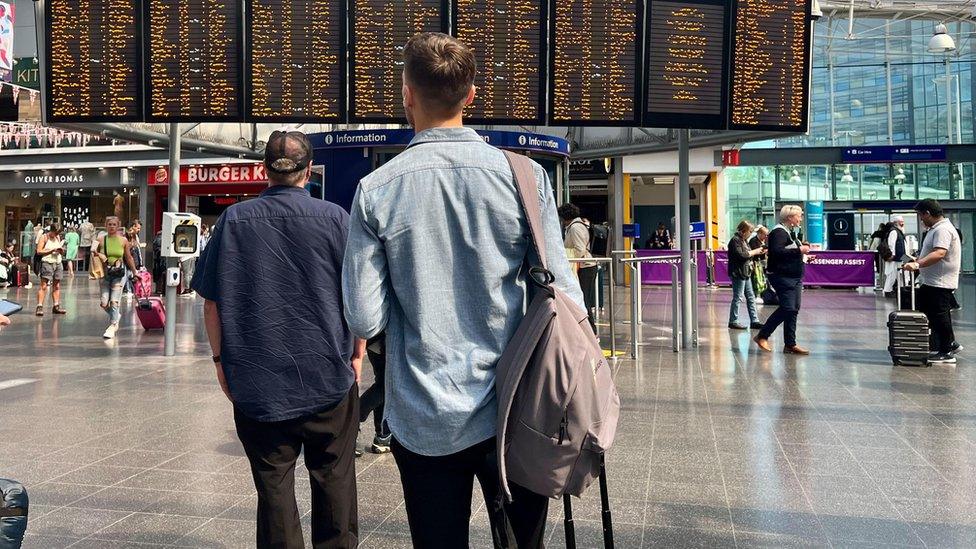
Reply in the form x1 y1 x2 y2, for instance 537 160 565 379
671 263 680 353
567 257 617 364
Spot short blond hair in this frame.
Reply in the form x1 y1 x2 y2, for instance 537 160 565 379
779 205 803 223
736 220 754 237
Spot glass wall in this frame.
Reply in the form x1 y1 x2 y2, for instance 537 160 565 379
777 18 976 148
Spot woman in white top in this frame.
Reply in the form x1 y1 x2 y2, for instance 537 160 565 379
35 223 68 316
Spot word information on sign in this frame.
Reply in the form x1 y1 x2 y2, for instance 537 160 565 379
550 0 641 126
146 0 243 121
45 0 142 122
645 0 728 129
729 0 810 131
247 0 345 121
453 0 545 124
350 0 445 122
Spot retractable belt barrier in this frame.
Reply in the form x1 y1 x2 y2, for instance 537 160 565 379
567 257 617 362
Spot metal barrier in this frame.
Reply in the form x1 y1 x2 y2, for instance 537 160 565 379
610 250 640 324
567 257 617 362
618 255 681 358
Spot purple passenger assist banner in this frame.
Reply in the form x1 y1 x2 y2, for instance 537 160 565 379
637 250 876 287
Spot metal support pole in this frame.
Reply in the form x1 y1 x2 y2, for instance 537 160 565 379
634 248 643 326
691 258 699 347
164 123 181 357
608 260 617 362
593 265 602 323
677 129 694 349
629 263 641 360
671 264 680 352
946 59 954 145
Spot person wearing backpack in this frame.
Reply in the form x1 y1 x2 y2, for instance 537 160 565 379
882 215 910 297
559 203 598 334
342 33 585 548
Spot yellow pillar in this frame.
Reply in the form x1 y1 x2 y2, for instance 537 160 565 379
623 174 632 285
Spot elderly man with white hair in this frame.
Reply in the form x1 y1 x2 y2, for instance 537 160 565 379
755 204 812 354
883 214 910 296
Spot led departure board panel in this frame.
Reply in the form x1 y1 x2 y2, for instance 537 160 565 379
644 0 729 129
247 0 345 122
729 0 811 131
44 0 143 122
453 0 546 124
550 0 642 126
145 0 244 121
350 0 447 123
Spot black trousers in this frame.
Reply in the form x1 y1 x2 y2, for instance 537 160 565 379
234 386 360 549
391 437 549 549
758 275 803 347
359 335 387 437
578 265 599 334
918 284 956 354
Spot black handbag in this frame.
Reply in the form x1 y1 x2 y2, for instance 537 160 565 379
106 262 126 278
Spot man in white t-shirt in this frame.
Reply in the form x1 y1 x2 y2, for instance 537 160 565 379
903 199 961 365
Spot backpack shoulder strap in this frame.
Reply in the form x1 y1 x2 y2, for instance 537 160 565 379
502 150 548 270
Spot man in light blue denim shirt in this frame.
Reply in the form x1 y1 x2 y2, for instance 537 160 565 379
342 33 583 548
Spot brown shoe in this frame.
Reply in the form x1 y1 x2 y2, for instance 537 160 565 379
34 305 43 317
754 336 772 352
52 305 67 315
784 345 810 355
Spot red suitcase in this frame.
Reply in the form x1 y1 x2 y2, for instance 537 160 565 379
12 264 29 287
136 297 165 330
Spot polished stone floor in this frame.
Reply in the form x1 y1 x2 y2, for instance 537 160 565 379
1 274 974 548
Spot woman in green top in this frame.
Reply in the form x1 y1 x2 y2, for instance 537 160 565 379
94 216 137 339
63 227 80 277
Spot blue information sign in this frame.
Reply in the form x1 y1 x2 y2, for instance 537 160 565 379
623 223 641 239
689 221 706 240
842 145 947 164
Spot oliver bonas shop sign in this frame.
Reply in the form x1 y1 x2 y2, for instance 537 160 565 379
10 168 124 189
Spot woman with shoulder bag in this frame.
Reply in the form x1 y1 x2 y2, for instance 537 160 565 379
728 220 765 330
94 216 137 339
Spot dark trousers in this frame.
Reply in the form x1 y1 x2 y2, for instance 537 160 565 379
758 275 803 347
918 284 956 354
391 437 549 549
359 335 387 437
234 387 360 549
578 265 599 334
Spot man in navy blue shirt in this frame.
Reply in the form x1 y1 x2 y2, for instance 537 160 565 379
192 131 364 548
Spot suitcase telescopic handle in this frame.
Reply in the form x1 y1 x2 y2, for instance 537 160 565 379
897 268 916 310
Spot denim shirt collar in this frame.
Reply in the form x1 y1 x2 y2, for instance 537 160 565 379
260 184 310 198
408 127 483 148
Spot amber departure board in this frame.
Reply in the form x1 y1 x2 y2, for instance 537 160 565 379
645 0 728 129
45 0 143 122
453 0 546 124
146 0 243 121
350 0 446 122
550 0 642 126
247 0 345 122
729 0 810 131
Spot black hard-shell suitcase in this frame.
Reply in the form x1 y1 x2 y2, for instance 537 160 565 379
563 455 614 548
0 478 28 549
887 271 930 367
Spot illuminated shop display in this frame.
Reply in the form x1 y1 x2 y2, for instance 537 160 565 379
247 0 345 121
550 0 642 126
146 0 243 121
45 0 142 121
349 0 446 122
453 0 545 124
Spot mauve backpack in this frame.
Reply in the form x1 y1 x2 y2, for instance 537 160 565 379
495 150 620 501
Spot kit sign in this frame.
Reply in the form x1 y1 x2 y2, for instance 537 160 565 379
149 164 269 186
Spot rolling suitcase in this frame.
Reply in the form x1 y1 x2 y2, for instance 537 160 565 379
133 269 153 299
0 478 28 549
563 455 614 549
12 264 29 287
136 297 165 330
887 271 929 367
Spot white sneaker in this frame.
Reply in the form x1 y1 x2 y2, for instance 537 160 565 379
102 323 119 339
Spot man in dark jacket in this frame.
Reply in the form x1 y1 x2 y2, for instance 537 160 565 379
728 220 765 330
755 205 812 355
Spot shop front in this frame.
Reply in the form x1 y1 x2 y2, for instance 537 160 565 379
0 167 142 255
149 163 270 230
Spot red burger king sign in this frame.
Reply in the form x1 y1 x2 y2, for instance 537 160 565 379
149 164 269 186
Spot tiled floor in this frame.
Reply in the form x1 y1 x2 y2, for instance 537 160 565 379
1 274 974 548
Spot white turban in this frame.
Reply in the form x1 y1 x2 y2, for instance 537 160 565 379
890 214 904 223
